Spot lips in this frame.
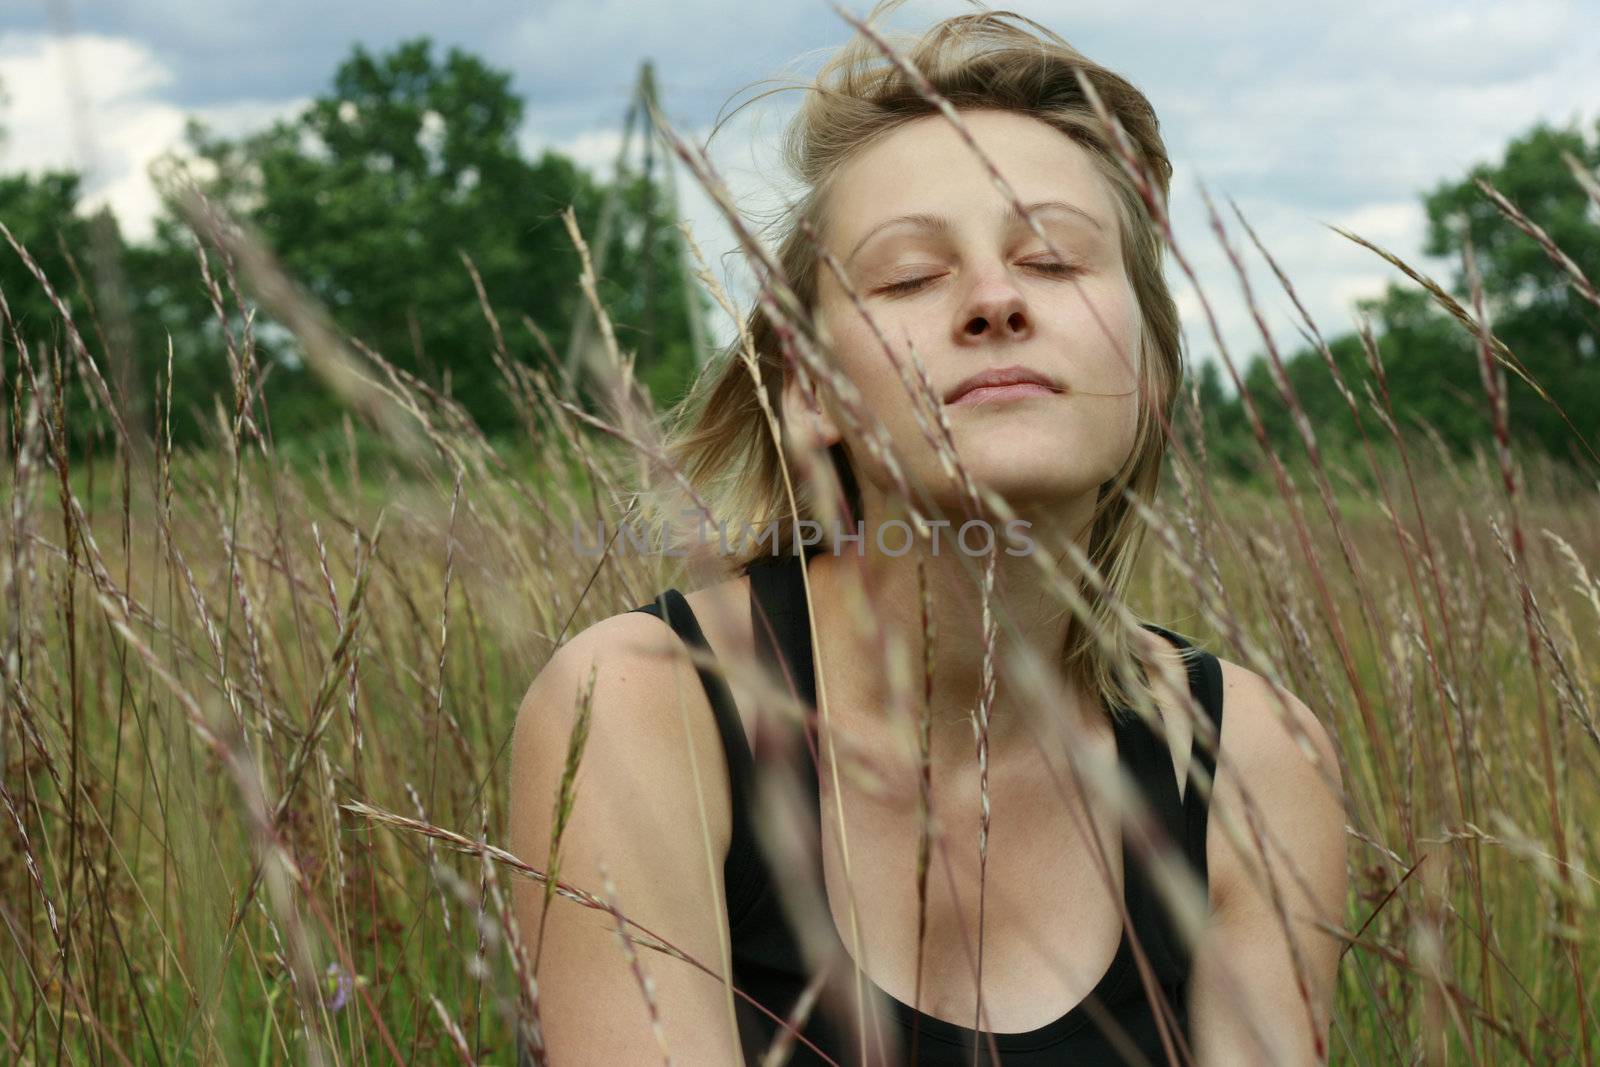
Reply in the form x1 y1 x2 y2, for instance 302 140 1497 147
943 364 1065 405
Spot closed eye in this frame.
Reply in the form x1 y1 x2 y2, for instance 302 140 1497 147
1027 261 1082 277
875 260 1082 296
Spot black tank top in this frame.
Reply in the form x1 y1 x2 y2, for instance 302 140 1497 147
626 552 1225 1066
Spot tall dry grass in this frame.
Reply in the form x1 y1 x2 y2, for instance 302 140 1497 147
2 18 1599 1065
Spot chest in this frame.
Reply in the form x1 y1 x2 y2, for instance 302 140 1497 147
812 748 1132 1034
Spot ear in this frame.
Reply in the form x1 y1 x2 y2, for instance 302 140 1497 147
780 367 842 450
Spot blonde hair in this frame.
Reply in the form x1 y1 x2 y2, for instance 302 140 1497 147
649 4 1184 721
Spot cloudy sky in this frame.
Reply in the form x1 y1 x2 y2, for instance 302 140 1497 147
2 0 1597 375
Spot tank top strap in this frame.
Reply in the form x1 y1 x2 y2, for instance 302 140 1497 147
628 591 767 921
745 553 825 780
1134 622 1226 883
745 552 819 708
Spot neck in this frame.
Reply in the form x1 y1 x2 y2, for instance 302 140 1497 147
803 490 1102 782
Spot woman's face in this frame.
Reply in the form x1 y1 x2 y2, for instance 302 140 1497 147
793 108 1144 518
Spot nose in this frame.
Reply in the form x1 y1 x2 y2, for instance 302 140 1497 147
958 270 1032 342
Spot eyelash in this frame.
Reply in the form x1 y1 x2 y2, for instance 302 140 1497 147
876 261 1081 296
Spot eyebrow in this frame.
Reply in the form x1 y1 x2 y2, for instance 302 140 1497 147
844 199 1104 266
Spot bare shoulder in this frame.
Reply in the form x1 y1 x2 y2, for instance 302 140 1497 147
1208 655 1346 910
526 606 704 691
1188 655 1349 1063
1213 656 1342 794
509 605 737 866
516 608 711 742
505 606 748 1063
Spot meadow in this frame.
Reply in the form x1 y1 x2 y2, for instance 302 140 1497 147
3 54 1600 1067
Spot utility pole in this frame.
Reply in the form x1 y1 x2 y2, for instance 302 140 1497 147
562 59 710 395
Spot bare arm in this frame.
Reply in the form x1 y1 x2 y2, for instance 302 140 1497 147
1189 662 1349 1066
506 612 746 1065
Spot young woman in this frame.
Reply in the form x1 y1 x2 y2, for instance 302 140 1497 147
509 8 1347 1065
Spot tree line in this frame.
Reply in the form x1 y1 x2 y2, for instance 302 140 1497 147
1194 120 1599 481
0 38 707 459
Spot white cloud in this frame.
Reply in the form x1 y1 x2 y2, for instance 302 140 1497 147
530 126 628 177
1334 201 1427 249
0 31 304 242
1319 0 1577 83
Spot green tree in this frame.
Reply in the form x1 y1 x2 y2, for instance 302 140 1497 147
1419 119 1600 464
0 169 97 346
1356 283 1484 454
0 168 139 455
147 37 706 444
1200 117 1599 482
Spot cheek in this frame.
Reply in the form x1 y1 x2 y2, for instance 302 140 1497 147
1062 278 1144 393
822 302 912 405
1083 277 1141 346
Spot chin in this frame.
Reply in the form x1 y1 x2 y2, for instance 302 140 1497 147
983 474 1104 512
928 457 1112 517
956 431 1122 487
